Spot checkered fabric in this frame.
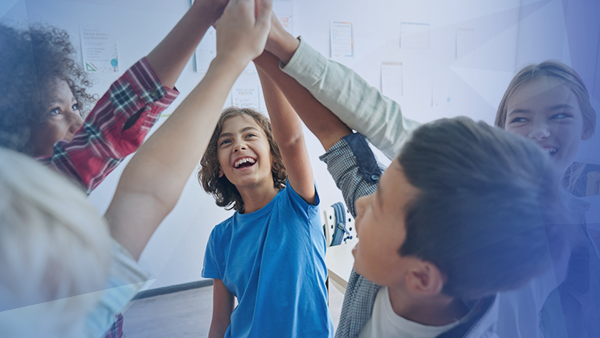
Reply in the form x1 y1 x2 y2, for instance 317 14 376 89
320 133 499 338
36 57 179 195
319 133 385 338
102 314 125 338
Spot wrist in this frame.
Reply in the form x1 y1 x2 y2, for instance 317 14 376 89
266 31 299 65
192 0 226 25
212 54 249 74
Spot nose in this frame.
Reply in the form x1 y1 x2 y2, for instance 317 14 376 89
67 109 84 135
354 195 370 236
528 119 551 141
233 141 247 153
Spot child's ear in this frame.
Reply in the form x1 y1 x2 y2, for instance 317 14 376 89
405 261 444 296
218 167 224 178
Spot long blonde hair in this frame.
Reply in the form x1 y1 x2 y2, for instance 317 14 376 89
0 148 110 338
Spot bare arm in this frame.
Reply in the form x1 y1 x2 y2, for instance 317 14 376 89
146 0 228 89
265 15 416 159
253 51 351 151
106 0 273 260
264 13 299 65
208 279 235 338
256 66 315 204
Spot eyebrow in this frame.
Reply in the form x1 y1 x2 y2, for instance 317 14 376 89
219 126 260 139
508 104 575 116
46 96 77 108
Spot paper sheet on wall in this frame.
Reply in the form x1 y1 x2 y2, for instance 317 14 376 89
80 26 119 73
232 84 260 111
330 21 354 60
274 0 294 34
195 26 216 73
456 28 475 59
381 62 403 101
400 22 430 49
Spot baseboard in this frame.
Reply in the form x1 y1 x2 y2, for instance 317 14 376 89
134 279 214 300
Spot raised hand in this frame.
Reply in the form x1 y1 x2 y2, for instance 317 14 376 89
264 11 299 65
215 0 273 67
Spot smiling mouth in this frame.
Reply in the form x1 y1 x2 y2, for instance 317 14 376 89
233 157 257 169
543 147 558 156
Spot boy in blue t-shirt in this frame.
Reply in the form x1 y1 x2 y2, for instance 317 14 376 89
198 66 333 336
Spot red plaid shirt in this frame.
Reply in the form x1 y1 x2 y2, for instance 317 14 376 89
37 57 179 195
36 58 178 338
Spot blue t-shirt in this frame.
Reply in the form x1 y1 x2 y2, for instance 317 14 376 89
202 182 333 338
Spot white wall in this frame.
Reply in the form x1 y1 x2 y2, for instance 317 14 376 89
2 0 524 289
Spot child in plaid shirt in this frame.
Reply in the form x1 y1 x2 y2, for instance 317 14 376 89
1 1 274 336
0 0 230 336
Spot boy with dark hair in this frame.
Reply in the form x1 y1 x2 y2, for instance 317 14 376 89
254 50 565 338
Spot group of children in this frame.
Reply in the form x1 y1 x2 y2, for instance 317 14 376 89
0 0 598 337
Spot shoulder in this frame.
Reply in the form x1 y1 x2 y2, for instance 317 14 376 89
208 216 235 240
279 180 320 209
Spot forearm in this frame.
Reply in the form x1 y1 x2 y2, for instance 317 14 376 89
107 56 246 260
256 61 316 203
122 57 242 204
319 134 385 218
254 51 351 151
209 279 234 338
264 18 299 65
282 40 419 159
41 58 178 194
257 66 304 149
146 1 225 89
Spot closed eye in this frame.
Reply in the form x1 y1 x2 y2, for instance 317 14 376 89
219 139 231 147
550 112 572 120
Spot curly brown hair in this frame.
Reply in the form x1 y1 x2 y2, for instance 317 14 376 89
0 23 95 153
199 107 287 212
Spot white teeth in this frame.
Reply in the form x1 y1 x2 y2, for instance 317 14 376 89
234 157 256 168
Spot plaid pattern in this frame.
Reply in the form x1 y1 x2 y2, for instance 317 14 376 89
320 133 499 338
103 314 125 338
36 57 178 195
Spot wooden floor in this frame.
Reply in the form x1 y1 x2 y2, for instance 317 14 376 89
123 284 345 337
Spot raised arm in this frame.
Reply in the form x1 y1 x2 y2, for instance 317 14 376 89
41 1 230 193
106 0 272 260
146 0 229 89
256 65 315 203
253 51 351 151
265 15 419 159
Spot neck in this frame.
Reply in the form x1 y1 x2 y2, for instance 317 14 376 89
237 179 279 214
387 286 468 326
